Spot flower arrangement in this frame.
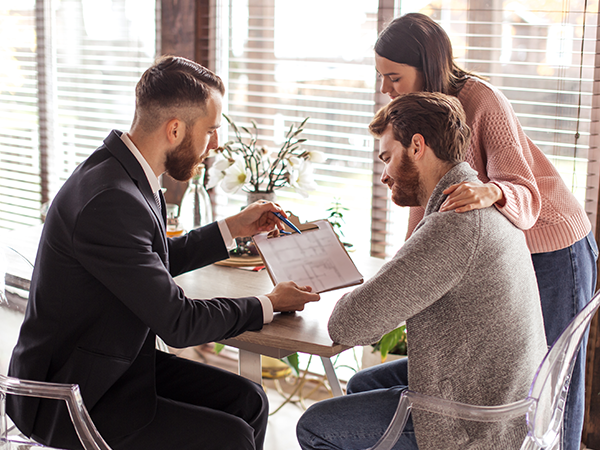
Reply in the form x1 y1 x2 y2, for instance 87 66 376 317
206 115 325 197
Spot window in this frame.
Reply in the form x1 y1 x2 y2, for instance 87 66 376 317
0 2 39 230
0 0 156 231
382 0 600 256
2 0 598 260
210 0 380 255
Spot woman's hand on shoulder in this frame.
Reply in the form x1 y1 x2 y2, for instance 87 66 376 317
440 181 505 213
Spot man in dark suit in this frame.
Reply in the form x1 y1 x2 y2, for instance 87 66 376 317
7 55 320 450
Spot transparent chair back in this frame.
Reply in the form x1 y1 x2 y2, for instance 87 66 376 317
525 289 600 448
1 245 33 313
367 290 600 450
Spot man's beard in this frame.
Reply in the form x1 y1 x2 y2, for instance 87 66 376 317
165 132 201 182
390 150 424 207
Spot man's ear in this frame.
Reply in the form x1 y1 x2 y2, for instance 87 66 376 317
411 133 426 160
165 118 184 145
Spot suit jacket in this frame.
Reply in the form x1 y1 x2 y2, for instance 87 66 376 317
7 130 264 448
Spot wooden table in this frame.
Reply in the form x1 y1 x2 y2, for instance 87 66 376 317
3 225 386 396
175 256 385 396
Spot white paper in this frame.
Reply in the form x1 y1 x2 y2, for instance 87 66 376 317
253 220 363 293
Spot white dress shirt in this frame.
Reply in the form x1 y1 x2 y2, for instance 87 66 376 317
120 132 273 323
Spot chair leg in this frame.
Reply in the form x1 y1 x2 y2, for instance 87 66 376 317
0 392 5 442
366 392 412 450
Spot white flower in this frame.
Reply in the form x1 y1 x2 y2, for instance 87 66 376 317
290 160 318 198
221 157 252 194
206 154 233 189
305 150 326 164
286 156 303 169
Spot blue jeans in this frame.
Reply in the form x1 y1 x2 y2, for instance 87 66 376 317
296 358 418 450
531 231 598 450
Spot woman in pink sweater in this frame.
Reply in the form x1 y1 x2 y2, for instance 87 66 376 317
373 12 597 450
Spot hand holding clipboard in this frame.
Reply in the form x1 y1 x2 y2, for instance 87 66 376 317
253 220 363 293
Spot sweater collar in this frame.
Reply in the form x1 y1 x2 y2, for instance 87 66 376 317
424 162 480 217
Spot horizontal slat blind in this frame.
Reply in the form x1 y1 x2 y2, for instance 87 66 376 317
382 1 599 256
0 6 41 231
213 0 379 254
0 0 156 232
53 0 156 186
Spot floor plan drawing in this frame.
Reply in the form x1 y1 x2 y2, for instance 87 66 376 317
254 220 362 292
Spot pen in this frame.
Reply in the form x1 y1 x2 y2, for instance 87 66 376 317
271 211 302 234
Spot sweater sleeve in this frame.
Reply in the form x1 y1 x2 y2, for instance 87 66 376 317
328 211 477 346
460 80 542 230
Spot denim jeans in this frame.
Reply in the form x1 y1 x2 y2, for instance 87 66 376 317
296 358 418 450
531 231 598 450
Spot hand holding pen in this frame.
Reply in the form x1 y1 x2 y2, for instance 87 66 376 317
271 211 302 234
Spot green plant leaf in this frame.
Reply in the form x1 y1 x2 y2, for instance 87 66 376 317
214 343 225 354
373 325 407 362
282 352 300 376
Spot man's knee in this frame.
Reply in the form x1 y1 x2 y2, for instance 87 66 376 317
237 379 268 421
296 403 321 449
347 368 379 394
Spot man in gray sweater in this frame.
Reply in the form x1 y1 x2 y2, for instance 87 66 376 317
296 92 547 450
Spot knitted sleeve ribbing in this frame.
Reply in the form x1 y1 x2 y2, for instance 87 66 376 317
459 80 542 230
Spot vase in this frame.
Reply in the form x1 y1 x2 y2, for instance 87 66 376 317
180 165 213 232
246 190 276 205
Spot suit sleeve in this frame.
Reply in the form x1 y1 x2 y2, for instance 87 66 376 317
72 187 264 348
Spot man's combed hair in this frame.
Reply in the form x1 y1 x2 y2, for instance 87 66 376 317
134 55 225 131
369 92 470 165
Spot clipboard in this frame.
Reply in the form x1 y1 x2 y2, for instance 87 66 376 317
252 220 363 293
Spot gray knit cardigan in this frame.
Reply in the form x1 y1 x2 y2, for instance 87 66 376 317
328 163 547 450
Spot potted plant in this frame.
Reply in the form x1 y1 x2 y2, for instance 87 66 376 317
362 325 407 368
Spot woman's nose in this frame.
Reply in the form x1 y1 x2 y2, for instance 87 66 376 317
380 77 391 95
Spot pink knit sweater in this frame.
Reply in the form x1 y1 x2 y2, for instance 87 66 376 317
407 77 590 254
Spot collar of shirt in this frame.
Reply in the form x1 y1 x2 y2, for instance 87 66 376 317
119 133 271 323
120 132 161 195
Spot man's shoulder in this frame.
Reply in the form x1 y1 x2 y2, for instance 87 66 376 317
416 205 521 251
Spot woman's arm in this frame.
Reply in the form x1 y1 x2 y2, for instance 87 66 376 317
444 80 543 230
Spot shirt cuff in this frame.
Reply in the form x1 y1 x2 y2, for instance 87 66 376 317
257 295 274 324
217 219 237 250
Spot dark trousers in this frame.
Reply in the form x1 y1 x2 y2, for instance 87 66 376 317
108 352 269 450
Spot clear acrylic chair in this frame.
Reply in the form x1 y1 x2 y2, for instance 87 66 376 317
0 245 33 313
1 244 112 449
0 375 113 450
367 290 600 450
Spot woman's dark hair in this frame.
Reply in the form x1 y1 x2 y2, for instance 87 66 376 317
375 13 478 95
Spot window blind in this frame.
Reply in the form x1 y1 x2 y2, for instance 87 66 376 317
53 0 156 188
0 3 40 231
212 0 380 255
0 0 156 232
377 0 600 257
